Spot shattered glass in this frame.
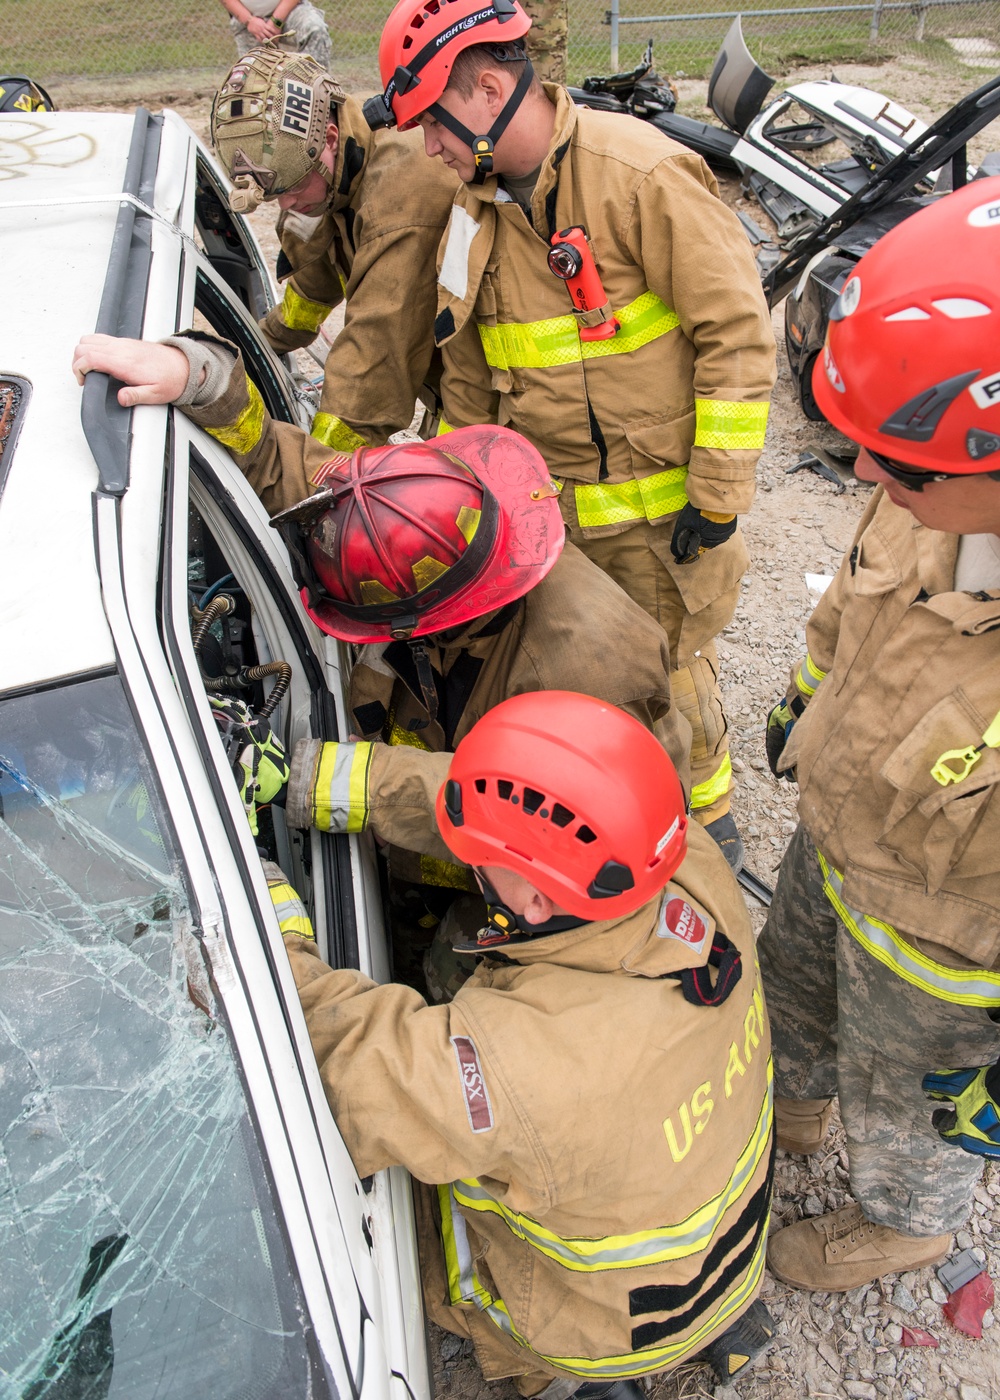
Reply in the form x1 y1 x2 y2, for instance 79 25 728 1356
0 673 318 1398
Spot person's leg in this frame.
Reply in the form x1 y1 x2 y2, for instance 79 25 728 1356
758 823 840 1151
521 0 569 84
573 520 742 847
835 925 999 1235
283 1 332 67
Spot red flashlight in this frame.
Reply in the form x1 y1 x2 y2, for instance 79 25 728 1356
547 226 619 342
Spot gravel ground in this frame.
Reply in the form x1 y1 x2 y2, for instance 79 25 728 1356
59 58 1000 1400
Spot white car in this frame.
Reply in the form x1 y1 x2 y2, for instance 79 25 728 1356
0 109 430 1399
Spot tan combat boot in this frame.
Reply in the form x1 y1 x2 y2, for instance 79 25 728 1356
768 1203 951 1292
775 1096 835 1154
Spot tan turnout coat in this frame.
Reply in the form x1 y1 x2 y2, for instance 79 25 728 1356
782 487 1000 967
434 86 776 535
260 96 458 449
284 819 773 1383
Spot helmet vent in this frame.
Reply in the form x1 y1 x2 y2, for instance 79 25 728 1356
550 803 575 828
932 298 991 320
474 778 487 793
497 780 514 800
885 307 930 322
576 825 597 845
522 787 545 815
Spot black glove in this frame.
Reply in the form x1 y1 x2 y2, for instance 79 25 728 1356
765 695 805 780
670 504 737 564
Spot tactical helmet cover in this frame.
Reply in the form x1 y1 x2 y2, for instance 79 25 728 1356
211 47 347 213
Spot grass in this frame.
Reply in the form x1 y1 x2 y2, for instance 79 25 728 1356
2 0 996 88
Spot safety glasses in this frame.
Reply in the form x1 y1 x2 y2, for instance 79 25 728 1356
864 447 972 493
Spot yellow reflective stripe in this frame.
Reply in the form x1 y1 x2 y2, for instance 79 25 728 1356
690 752 733 811
438 1183 495 1309
795 652 827 699
419 855 478 890
819 853 1000 1007
440 1179 767 1377
452 1063 772 1272
266 879 315 940
206 375 265 456
694 399 770 451
478 291 679 371
436 417 454 435
575 466 689 529
281 283 334 333
311 412 367 453
388 719 432 751
312 741 374 834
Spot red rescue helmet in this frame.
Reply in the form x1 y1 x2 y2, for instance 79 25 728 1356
436 691 688 921
270 426 564 642
812 176 1000 472
364 0 534 181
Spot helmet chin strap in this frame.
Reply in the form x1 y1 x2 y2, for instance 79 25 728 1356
475 869 585 942
429 59 535 184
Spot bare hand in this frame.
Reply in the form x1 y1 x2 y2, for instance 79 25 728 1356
72 335 190 407
247 15 279 40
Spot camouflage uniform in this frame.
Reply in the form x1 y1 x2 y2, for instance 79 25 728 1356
759 825 1000 1236
522 0 568 84
230 2 332 68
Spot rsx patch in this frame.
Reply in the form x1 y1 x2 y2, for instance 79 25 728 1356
451 1035 494 1132
281 79 314 137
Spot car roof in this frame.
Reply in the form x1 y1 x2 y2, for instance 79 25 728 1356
0 112 217 693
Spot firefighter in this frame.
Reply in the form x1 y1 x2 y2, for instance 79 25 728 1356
210 46 458 450
278 689 775 1396
760 178 1000 1291
363 0 777 868
71 331 693 991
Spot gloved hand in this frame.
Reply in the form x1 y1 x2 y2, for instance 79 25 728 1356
258 304 326 355
286 736 374 834
670 504 737 564
208 694 291 836
922 1060 1000 1159
765 694 805 780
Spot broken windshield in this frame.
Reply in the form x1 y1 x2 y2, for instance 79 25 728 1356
0 672 319 1398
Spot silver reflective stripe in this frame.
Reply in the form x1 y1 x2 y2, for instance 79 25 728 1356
820 855 1000 1007
321 742 365 831
271 894 307 924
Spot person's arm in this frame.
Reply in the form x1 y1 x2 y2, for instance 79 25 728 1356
260 215 346 356
438 320 501 432
71 332 340 514
281 939 532 1183
626 150 776 518
217 0 279 42
312 217 451 450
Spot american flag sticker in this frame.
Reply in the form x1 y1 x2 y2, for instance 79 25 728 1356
451 1035 494 1133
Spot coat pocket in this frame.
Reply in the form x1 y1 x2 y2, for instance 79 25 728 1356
624 408 696 478
877 691 1000 893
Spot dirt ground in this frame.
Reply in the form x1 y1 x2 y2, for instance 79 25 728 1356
63 53 1000 1400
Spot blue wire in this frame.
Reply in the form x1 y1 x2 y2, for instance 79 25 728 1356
198 574 242 610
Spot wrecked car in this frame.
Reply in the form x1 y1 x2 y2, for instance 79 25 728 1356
0 108 430 1399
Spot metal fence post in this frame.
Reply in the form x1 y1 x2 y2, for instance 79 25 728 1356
915 1 930 38
609 0 620 71
869 0 885 38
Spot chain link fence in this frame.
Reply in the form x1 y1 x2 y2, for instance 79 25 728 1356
2 0 998 92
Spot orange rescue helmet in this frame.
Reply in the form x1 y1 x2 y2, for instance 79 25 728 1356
812 176 1000 472
437 690 689 921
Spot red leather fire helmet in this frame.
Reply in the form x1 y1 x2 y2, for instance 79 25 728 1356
436 690 689 920
270 426 564 642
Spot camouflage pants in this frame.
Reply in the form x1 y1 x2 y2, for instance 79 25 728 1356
522 0 569 84
759 823 1000 1236
231 3 332 68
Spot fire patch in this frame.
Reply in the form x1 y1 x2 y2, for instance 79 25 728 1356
281 79 314 137
657 897 709 954
451 1035 494 1133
